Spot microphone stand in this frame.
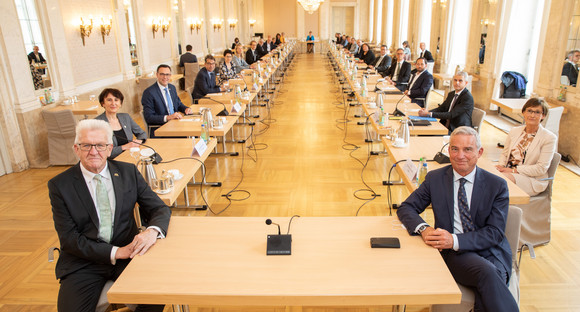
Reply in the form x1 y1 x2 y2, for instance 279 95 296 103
392 93 407 117
200 96 229 116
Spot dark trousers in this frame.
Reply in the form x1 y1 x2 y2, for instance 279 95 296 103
57 261 164 312
442 251 519 312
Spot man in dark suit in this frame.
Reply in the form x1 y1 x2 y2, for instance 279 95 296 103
369 45 392 76
418 42 434 63
419 71 473 133
192 54 225 101
142 64 193 137
256 38 267 58
263 35 277 53
49 119 171 312
246 40 260 65
28 45 47 74
404 57 433 108
562 50 579 86
179 44 198 74
397 127 518 312
385 48 411 92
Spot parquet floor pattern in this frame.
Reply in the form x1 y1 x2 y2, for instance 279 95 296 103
0 52 577 311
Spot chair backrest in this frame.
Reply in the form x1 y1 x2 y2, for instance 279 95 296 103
471 107 486 134
541 106 564 137
137 77 158 107
542 152 561 198
506 206 523 262
185 86 194 105
41 109 78 165
184 62 200 90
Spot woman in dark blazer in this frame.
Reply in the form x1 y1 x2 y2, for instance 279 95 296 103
94 88 147 158
357 43 376 66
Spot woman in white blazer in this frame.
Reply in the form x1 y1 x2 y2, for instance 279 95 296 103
496 98 557 196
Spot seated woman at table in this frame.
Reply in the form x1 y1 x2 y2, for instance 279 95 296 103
219 49 237 84
495 98 557 196
95 88 147 158
357 43 376 66
275 33 282 45
233 44 253 74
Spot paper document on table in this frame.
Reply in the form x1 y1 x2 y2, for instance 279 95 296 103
401 159 418 183
179 119 195 122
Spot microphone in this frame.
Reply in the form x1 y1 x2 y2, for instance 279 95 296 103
434 142 451 164
392 93 407 117
236 73 249 92
113 133 163 164
200 96 229 116
265 219 281 235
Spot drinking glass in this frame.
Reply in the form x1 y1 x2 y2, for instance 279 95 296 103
129 147 141 163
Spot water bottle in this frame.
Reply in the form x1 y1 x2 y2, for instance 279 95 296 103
418 158 428 185
200 124 209 143
378 107 385 127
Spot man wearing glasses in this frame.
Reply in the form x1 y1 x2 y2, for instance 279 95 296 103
48 119 171 312
142 64 193 137
192 54 226 101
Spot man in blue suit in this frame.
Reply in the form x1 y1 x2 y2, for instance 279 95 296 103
191 55 225 102
404 57 433 108
397 127 518 312
142 64 193 137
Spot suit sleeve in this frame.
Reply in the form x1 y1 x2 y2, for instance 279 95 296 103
397 172 435 235
398 63 411 83
430 93 473 120
245 50 254 65
456 178 509 252
142 88 166 125
132 166 171 234
49 179 113 264
415 74 433 97
376 56 391 73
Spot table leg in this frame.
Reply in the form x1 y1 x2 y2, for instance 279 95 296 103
391 305 406 312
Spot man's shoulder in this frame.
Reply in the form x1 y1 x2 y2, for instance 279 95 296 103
107 159 138 176
49 164 81 186
476 166 507 187
143 82 158 94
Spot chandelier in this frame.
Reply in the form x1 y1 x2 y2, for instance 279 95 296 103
298 0 324 14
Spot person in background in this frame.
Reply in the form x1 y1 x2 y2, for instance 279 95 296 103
275 33 282 45
561 50 580 86
405 58 434 108
344 36 351 50
231 37 240 50
397 126 518 312
280 32 286 44
219 49 237 84
402 40 411 61
192 55 226 101
369 45 391 76
418 42 434 63
496 98 557 196
354 39 364 59
257 38 267 58
233 44 253 73
306 31 315 53
348 37 359 55
142 64 193 137
246 40 260 65
49 119 170 312
384 48 411 91
264 35 277 53
95 88 146 159
418 71 473 133
28 45 47 72
179 44 198 89
334 33 342 44
357 43 375 66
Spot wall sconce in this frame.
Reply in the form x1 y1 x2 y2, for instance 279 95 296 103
99 16 112 44
211 18 223 31
228 19 237 30
152 17 171 38
480 19 495 26
188 18 203 34
79 16 93 46
249 19 256 28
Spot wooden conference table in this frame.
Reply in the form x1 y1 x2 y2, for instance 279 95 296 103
115 138 217 207
108 216 461 307
381 136 530 204
47 100 103 116
490 97 567 115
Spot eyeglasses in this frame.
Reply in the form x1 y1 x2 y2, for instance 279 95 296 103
206 62 216 66
77 143 109 151
158 73 172 77
525 109 543 116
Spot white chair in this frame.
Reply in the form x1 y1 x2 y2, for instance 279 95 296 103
432 205 524 311
41 109 78 165
515 152 560 249
541 106 564 138
471 107 486 134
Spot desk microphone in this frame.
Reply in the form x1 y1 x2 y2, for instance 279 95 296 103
265 218 281 235
200 96 229 116
113 133 163 164
433 142 451 164
265 217 299 256
392 93 407 117
236 73 249 92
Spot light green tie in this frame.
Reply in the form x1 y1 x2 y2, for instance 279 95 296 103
94 174 113 243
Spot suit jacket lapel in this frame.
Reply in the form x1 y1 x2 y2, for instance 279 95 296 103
471 167 486 222
108 161 125 239
71 164 100 229
443 166 455 231
153 84 168 115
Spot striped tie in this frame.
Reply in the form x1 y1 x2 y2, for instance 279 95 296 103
94 174 113 242
458 178 475 233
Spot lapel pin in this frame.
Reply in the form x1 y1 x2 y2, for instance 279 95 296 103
114 173 119 177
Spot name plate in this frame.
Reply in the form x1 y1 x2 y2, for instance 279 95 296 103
191 139 208 157
252 83 259 91
232 102 242 113
401 159 418 183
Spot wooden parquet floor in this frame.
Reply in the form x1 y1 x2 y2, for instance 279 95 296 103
0 52 578 311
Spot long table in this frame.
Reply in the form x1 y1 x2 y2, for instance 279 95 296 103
381 136 530 204
115 138 216 207
47 100 103 117
108 216 461 307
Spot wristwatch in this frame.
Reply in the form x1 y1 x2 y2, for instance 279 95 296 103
417 224 429 234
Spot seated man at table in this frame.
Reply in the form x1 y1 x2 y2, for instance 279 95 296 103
348 37 359 55
397 126 518 312
419 71 473 133
28 45 47 74
263 35 277 53
257 38 267 59
384 48 411 92
246 40 260 65
49 119 171 312
418 42 434 63
192 54 226 102
404 57 433 108
142 64 193 137
368 45 391 76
